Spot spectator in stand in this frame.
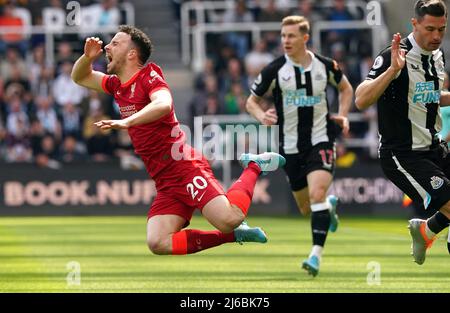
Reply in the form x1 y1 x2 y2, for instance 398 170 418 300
55 42 78 73
61 102 82 139
0 46 27 79
214 44 237 78
60 135 86 163
205 94 221 115
5 94 28 136
245 39 274 87
189 74 221 122
35 133 61 169
86 0 121 42
29 118 45 156
324 0 354 53
83 99 114 162
32 65 54 99
292 0 325 31
194 58 216 91
3 63 32 105
4 94 32 163
219 58 248 96
257 0 285 22
222 0 254 59
34 95 61 141
4 117 32 163
223 82 247 115
0 1 28 55
256 0 285 55
91 0 121 27
28 45 46 90
29 14 45 48
52 60 87 112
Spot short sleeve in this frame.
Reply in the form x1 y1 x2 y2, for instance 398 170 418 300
314 54 343 87
327 59 343 86
366 49 392 80
251 63 278 97
102 75 120 95
146 64 170 97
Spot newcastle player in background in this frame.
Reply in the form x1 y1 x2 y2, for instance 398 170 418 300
246 16 353 277
355 0 450 263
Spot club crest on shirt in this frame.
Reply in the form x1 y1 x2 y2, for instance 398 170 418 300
130 82 136 98
430 176 444 190
410 64 420 71
372 56 383 70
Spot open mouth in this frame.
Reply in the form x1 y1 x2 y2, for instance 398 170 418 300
106 54 113 63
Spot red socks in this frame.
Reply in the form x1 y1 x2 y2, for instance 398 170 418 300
172 229 235 255
226 162 261 216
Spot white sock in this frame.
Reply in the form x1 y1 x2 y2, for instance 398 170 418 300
425 221 436 239
309 245 323 259
310 201 331 212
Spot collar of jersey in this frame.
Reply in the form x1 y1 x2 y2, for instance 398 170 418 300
408 33 435 56
120 68 143 88
285 51 314 72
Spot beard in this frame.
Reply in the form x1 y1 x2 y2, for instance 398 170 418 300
106 61 117 74
106 56 125 75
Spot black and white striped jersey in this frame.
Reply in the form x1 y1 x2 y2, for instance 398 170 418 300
251 52 343 155
366 33 446 155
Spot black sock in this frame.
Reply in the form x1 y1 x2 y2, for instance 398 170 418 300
427 211 450 234
311 210 330 247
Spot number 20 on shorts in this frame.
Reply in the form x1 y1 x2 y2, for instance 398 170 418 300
186 176 208 201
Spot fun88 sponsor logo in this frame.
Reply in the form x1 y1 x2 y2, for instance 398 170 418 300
284 89 321 107
413 82 441 105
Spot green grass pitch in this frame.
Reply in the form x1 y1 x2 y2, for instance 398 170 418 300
0 216 448 292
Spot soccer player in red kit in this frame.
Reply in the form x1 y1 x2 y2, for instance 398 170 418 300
71 25 285 255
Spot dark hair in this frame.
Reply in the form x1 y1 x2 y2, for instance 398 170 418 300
415 0 448 20
118 25 153 65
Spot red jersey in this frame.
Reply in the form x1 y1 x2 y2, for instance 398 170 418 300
101 63 186 179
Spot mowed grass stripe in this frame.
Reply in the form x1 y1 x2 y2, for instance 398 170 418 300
0 216 448 292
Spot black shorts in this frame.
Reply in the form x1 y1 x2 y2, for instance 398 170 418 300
283 142 336 191
380 148 450 212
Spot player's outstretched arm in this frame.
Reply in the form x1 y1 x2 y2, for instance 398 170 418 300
95 89 172 130
355 33 405 110
71 37 106 93
246 94 277 125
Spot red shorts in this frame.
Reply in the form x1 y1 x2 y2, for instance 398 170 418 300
147 156 225 223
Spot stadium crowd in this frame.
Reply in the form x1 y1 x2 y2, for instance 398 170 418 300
0 0 449 168
0 0 136 168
